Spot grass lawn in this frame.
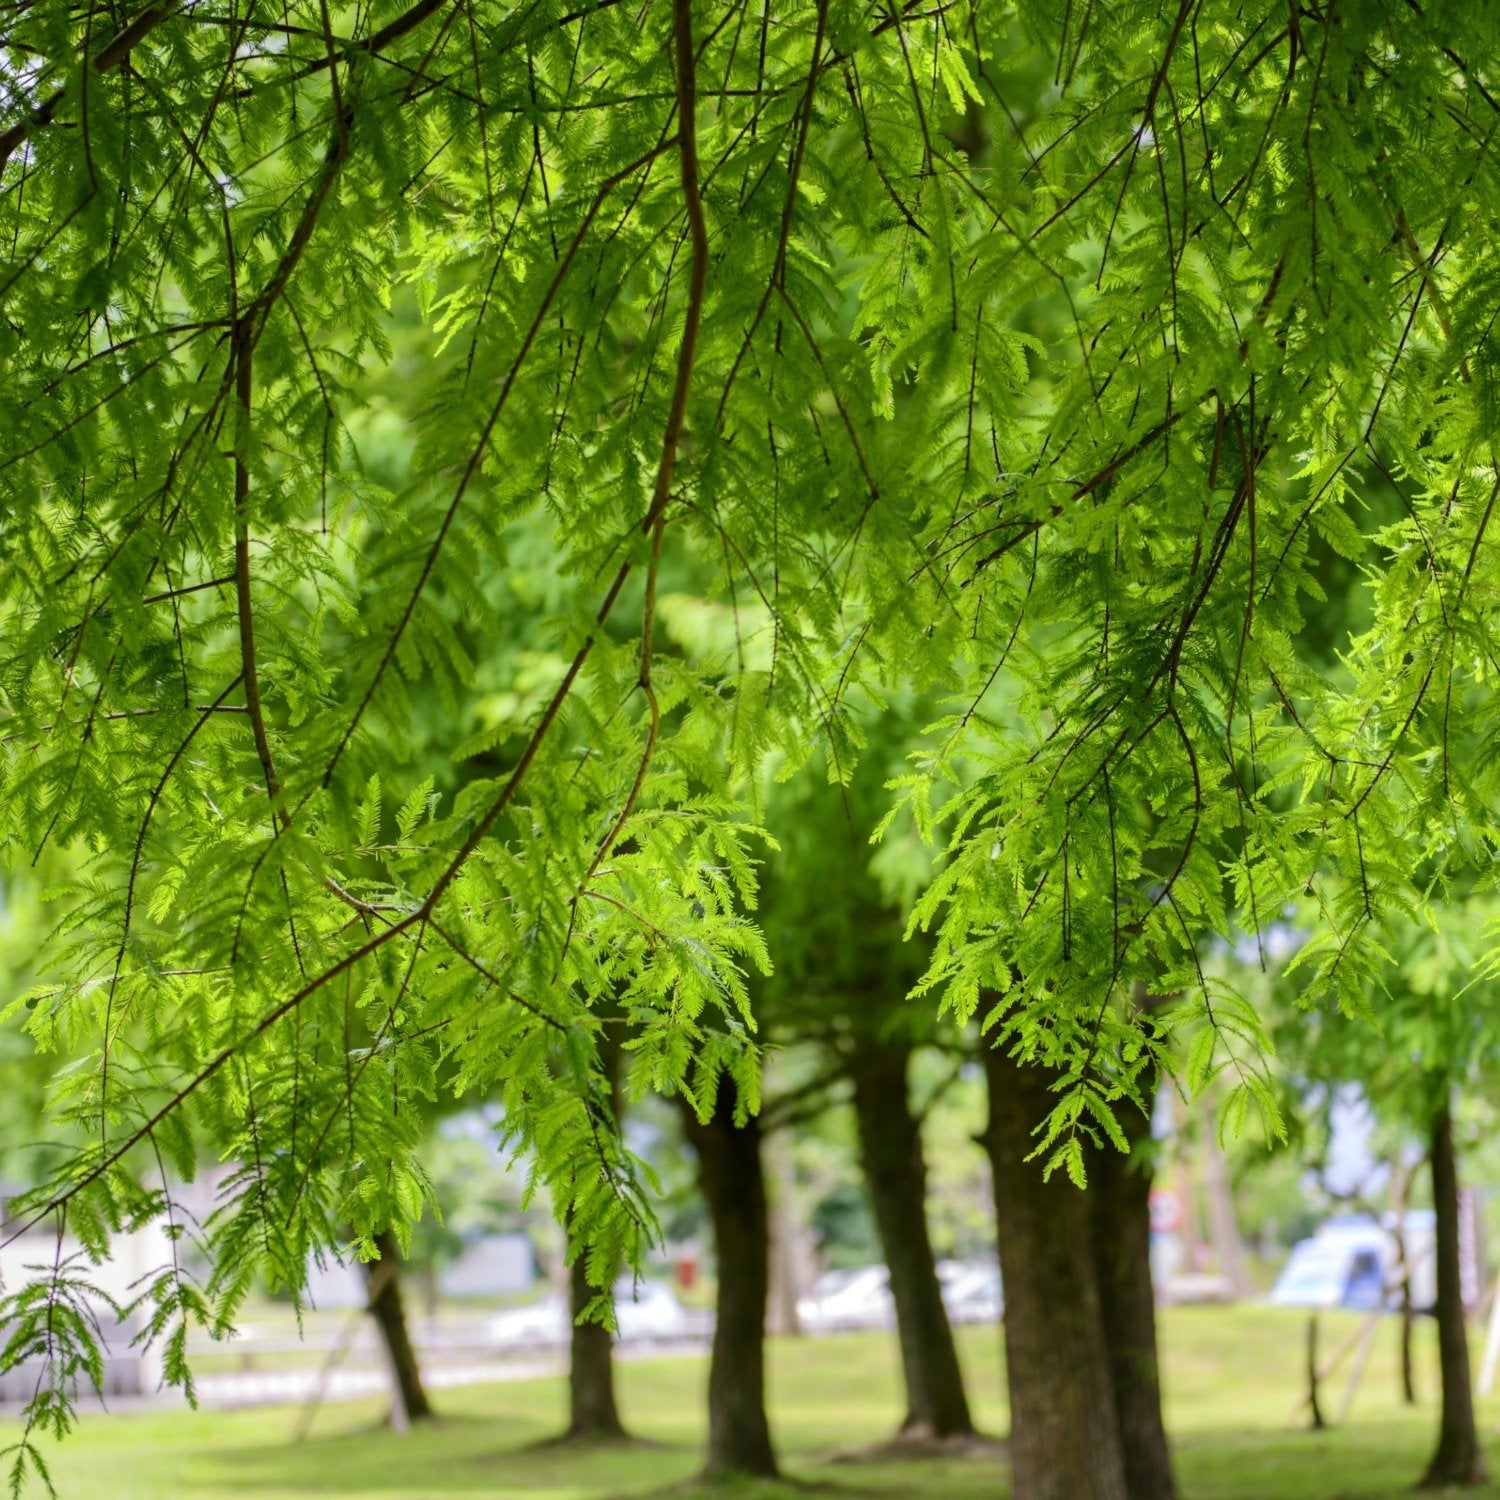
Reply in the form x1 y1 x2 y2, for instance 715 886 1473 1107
11 1306 1500 1498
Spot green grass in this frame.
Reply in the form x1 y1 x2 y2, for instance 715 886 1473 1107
11 1307 1500 1498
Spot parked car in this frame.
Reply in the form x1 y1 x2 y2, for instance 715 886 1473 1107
796 1265 895 1331
797 1260 1004 1332
940 1261 1003 1324
485 1276 690 1347
613 1277 690 1342
485 1290 568 1347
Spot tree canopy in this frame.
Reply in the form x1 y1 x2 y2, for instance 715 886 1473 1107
3 0 1500 1473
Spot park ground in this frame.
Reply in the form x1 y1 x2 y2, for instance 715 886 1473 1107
12 1306 1500 1499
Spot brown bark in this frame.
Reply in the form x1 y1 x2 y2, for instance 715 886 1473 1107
1390 1161 1418 1406
680 1077 779 1478
850 1036 975 1439
1420 1100 1486 1488
1088 1085 1177 1500
1402 1289 1418 1406
366 1230 433 1425
1306 1314 1327 1431
566 1250 624 1439
979 1045 1128 1500
565 1027 627 1440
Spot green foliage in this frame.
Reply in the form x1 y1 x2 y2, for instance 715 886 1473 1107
3 0 1500 1460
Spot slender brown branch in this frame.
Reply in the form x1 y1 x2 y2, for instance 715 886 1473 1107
583 0 710 880
324 134 677 788
0 1 181 172
231 338 289 835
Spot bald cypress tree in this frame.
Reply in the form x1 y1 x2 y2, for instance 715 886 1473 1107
3 8 1500 1493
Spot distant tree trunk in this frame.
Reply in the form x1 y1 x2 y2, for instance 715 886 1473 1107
565 1025 627 1440
979 1045 1128 1500
1391 1160 1418 1406
566 1249 625 1439
764 1125 805 1338
679 1077 779 1479
1306 1314 1327 1431
1088 1078 1177 1500
1169 1088 1202 1282
1421 1100 1486 1488
1199 1092 1248 1299
1403 1286 1419 1406
850 1035 975 1440
365 1230 433 1425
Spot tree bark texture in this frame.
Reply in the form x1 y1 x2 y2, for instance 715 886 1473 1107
980 1044 1128 1500
565 1025 627 1439
566 1249 625 1438
1088 1081 1177 1500
1421 1101 1486 1488
366 1230 433 1425
680 1077 779 1478
851 1035 975 1439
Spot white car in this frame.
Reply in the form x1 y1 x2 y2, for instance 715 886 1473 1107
486 1277 689 1347
613 1277 690 1341
940 1261 1003 1324
796 1265 896 1331
796 1260 1002 1332
485 1291 568 1347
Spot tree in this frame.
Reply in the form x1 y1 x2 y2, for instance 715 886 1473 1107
678 1073 778 1480
847 1036 975 1441
1261 900 1499 1487
758 719 976 1442
1423 1094 1483 1489
1361 914 1495 1489
979 983 1178 1500
1087 1058 1176 1500
363 1230 434 1426
5 8 1500 1488
979 1043 1127 1500
564 1022 628 1442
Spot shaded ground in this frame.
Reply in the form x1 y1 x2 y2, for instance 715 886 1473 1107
12 1307 1500 1498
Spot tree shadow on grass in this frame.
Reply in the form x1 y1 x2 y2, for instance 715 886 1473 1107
818 1430 1007 1464
199 1411 703 1496
1171 1423 1500 1500
195 1421 996 1500
149 1416 1500 1500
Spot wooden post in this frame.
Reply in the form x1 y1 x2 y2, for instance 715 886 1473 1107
1307 1314 1327 1430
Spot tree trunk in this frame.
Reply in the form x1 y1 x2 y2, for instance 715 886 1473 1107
764 1124 806 1338
365 1230 433 1425
850 1036 975 1439
1169 1089 1202 1284
679 1077 779 1478
979 1045 1128 1500
1421 1100 1486 1488
1199 1093 1248 1299
567 1249 624 1438
1403 1288 1418 1406
1391 1161 1418 1406
1088 1080 1177 1499
565 1027 627 1440
1306 1314 1326 1431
